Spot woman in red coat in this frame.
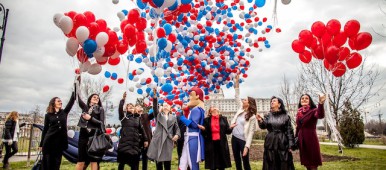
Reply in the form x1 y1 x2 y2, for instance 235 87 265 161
295 94 326 170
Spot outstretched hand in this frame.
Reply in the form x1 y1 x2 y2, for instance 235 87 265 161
319 94 326 104
152 88 157 98
123 92 127 100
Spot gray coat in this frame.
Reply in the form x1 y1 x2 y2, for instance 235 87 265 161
147 99 180 162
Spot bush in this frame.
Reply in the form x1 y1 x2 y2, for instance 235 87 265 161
339 101 365 148
382 136 386 145
254 130 268 140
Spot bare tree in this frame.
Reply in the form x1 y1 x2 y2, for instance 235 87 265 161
299 58 384 127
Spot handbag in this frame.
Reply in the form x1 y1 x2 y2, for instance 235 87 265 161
31 152 42 170
87 125 113 160
292 111 314 150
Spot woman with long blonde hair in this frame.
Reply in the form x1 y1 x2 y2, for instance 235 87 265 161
2 111 25 169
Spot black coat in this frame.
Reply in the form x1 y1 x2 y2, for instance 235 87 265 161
202 115 232 169
40 92 75 153
117 99 148 162
258 111 295 170
2 120 26 141
77 95 105 130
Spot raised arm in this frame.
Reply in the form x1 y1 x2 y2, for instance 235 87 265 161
152 88 159 120
119 99 125 120
64 91 76 114
77 94 87 112
234 74 241 110
314 94 326 119
258 114 269 129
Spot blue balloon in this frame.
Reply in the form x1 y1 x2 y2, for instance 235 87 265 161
128 73 134 80
137 0 147 9
168 1 178 10
153 0 164 7
104 71 111 78
137 89 143 95
135 57 143 63
181 0 192 5
161 83 173 93
158 38 167 49
163 24 172 35
111 73 118 79
122 10 128 15
148 108 154 114
83 39 97 54
255 0 266 8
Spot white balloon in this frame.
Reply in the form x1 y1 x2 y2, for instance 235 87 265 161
113 27 120 32
117 11 125 21
53 13 64 28
282 0 291 5
67 130 75 138
135 83 142 88
59 16 73 34
155 67 164 77
110 51 120 59
88 63 102 75
108 147 114 153
93 47 105 58
96 32 109 47
136 68 144 75
110 128 116 134
112 0 119 4
111 136 119 142
129 87 134 92
81 61 91 72
76 26 90 43
165 41 172 52
162 0 175 8
66 37 79 56
133 77 139 82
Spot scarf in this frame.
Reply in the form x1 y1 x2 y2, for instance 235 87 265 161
297 105 311 120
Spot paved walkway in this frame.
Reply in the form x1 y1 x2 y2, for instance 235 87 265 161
320 142 386 150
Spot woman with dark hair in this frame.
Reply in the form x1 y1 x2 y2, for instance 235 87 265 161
296 94 325 170
117 92 148 170
2 111 26 169
230 96 257 170
198 105 236 170
76 86 105 170
147 88 180 170
257 96 295 170
40 84 76 170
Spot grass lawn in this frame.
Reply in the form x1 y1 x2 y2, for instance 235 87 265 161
1 145 385 170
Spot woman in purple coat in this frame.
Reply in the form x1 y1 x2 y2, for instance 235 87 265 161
295 94 326 170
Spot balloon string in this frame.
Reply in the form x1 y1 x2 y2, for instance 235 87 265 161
272 0 279 27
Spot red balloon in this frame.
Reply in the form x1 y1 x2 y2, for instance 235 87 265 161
73 14 88 28
332 62 347 77
107 30 119 45
321 32 332 48
105 128 112 134
135 41 147 53
355 32 372 51
291 39 305 53
299 50 312 64
66 11 77 19
137 32 146 41
326 45 339 64
96 56 108 65
128 36 137 47
298 30 314 47
156 28 166 38
77 48 88 63
118 78 124 84
83 11 96 23
326 19 341 36
179 4 192 13
102 85 110 93
88 22 100 40
136 18 147 31
323 59 334 71
332 31 347 47
128 9 140 24
344 20 360 37
95 19 107 32
311 21 326 38
108 56 121 66
338 47 350 61
348 37 357 50
104 44 116 57
346 52 362 69
120 19 129 32
146 78 152 84
117 41 129 54
312 45 324 59
124 24 136 40
168 33 177 43
75 68 80 74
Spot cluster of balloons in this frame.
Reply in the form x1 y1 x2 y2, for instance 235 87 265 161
292 19 372 77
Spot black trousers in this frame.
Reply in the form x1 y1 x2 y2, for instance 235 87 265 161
141 147 148 170
118 161 139 170
2 142 18 165
156 161 171 170
42 151 62 170
231 136 251 170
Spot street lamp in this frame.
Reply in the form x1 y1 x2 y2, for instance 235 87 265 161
0 3 9 63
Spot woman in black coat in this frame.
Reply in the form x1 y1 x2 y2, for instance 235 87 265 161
2 111 26 169
117 92 148 170
257 96 295 170
40 85 76 170
76 92 105 170
198 105 236 170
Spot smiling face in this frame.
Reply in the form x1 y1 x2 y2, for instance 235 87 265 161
135 105 143 114
300 95 310 107
54 98 62 109
162 103 171 113
90 95 100 105
126 104 135 113
209 105 219 116
270 98 281 111
242 98 249 108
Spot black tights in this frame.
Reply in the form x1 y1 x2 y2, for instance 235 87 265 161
119 162 139 170
156 161 171 170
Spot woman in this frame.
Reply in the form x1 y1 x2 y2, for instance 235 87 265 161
147 89 180 170
257 96 295 170
2 111 26 169
76 92 105 170
117 92 148 170
230 97 257 170
296 94 325 170
135 101 154 170
40 85 76 170
198 105 236 170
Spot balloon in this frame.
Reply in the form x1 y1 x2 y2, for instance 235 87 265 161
107 30 119 45
66 37 79 56
161 83 173 93
110 128 116 134
355 32 372 51
88 63 102 75
155 67 164 77
348 37 356 50
116 127 121 136
281 0 291 5
136 41 147 53
105 71 111 78
80 61 91 72
53 13 64 28
108 56 121 65
111 136 119 143
59 16 73 34
88 22 100 39
326 19 341 35
298 30 313 47
332 31 347 47
83 39 97 55
325 45 339 64
73 13 88 28
153 0 165 7
136 18 147 31
163 23 172 35
299 50 312 64
76 26 90 43
83 11 96 23
323 59 334 71
255 0 266 7
312 45 324 59
128 9 140 23
157 28 166 38
158 38 167 49
311 21 325 38
117 41 129 54
118 78 124 84
112 0 119 4
291 39 305 53
137 0 148 9
344 20 360 37
67 130 75 138
332 62 346 77
103 85 110 93
346 52 362 69
77 48 88 63
338 47 350 61
96 19 107 32
96 32 109 47
106 128 112 134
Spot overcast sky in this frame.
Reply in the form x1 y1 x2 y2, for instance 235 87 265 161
0 0 385 123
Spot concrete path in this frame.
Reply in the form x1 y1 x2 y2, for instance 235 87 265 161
320 142 386 150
